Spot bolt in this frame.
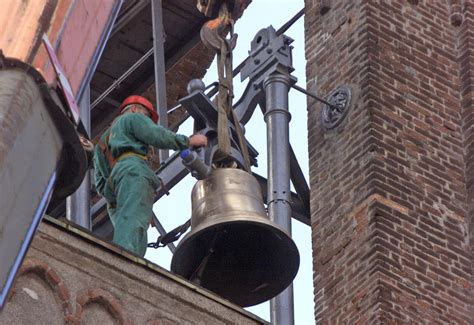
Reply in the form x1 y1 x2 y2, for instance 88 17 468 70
254 59 260 65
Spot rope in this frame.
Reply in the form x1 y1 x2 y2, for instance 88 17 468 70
214 28 233 162
207 5 251 171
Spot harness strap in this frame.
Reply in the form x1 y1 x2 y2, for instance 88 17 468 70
97 131 116 169
116 152 148 162
98 120 148 198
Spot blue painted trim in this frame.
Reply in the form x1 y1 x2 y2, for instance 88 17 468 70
0 170 57 310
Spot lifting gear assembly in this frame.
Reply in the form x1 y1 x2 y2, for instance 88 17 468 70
154 1 311 307
0 0 354 315
95 1 352 309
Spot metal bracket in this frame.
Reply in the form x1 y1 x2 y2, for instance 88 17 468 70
240 26 294 85
321 85 352 130
178 89 259 169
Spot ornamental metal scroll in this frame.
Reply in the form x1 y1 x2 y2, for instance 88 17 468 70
321 86 352 130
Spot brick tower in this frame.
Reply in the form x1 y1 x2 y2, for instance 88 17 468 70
305 1 473 323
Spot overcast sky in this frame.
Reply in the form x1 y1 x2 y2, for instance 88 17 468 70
146 1 314 324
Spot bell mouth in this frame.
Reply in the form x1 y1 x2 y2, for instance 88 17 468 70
171 220 300 307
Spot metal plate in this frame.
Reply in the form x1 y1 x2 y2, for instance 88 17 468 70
321 85 352 130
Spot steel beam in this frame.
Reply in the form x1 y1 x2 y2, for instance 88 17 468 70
151 212 176 253
153 151 190 201
264 70 294 325
131 32 202 96
258 97 310 218
151 0 169 161
67 0 122 229
91 48 154 110
111 0 149 37
77 0 123 102
66 86 92 229
289 145 310 214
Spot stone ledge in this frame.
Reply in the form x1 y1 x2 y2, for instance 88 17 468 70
1 216 268 324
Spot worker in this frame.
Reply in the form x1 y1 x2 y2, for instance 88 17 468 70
93 95 208 257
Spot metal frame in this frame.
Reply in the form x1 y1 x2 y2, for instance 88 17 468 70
238 25 298 325
67 0 123 229
151 0 169 161
76 0 123 103
91 48 154 109
89 21 311 323
264 70 294 325
91 27 311 226
110 0 149 37
66 86 92 229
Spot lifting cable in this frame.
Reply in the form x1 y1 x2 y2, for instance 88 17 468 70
212 6 251 172
210 7 307 171
205 7 305 100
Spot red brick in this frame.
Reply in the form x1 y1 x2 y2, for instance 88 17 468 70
74 288 129 324
306 0 473 323
57 282 70 302
45 269 62 286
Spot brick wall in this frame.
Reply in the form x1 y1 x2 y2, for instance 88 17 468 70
305 0 473 323
458 2 474 315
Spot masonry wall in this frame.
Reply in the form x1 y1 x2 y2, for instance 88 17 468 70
305 0 473 323
0 219 266 325
0 0 117 94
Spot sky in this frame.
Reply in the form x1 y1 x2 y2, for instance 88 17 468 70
145 1 314 323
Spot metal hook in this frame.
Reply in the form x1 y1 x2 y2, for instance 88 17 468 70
200 3 235 53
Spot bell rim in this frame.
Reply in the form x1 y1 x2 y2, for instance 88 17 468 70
172 168 299 307
171 218 300 307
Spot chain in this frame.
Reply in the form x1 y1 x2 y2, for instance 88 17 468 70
147 219 191 249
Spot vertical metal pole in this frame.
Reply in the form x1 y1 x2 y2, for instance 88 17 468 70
66 86 91 229
151 0 169 161
66 0 122 228
264 69 294 325
76 0 123 101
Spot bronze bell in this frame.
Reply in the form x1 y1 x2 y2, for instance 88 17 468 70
171 168 299 307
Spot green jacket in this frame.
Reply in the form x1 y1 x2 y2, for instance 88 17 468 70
93 113 189 197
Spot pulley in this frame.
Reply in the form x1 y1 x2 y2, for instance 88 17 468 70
171 168 299 307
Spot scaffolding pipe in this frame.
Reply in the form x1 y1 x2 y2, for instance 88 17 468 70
151 0 169 162
67 0 122 228
264 71 294 325
90 48 154 110
66 86 91 229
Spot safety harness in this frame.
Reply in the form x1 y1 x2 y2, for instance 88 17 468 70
97 130 116 169
96 126 147 195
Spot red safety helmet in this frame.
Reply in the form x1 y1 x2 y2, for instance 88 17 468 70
119 95 159 123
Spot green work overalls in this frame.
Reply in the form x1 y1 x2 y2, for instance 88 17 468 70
93 113 189 257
